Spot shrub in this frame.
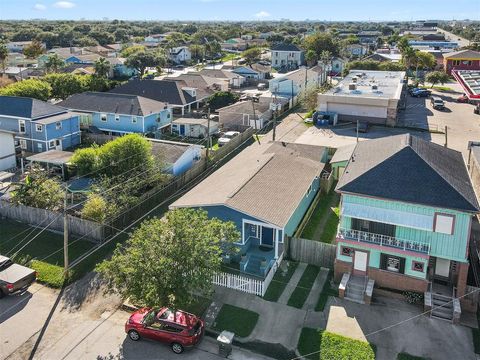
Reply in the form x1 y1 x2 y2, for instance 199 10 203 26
81 194 109 222
71 146 99 175
403 291 424 304
320 332 375 360
30 260 66 288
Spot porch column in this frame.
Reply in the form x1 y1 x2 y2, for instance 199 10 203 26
181 106 185 116
274 229 279 259
188 104 192 113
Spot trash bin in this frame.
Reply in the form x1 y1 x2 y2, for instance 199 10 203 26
217 330 234 357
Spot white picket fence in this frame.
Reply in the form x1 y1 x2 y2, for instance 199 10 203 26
212 252 284 297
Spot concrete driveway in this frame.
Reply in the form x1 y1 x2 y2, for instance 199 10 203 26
325 296 476 360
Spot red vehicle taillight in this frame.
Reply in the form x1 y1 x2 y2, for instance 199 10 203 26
6 283 14 292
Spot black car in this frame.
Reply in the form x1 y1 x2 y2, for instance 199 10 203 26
410 89 431 97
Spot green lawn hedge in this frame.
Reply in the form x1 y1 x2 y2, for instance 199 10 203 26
213 304 259 338
287 265 320 308
297 329 375 360
301 190 337 240
315 270 338 312
263 261 298 302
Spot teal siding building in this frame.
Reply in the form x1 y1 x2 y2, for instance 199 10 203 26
333 134 479 309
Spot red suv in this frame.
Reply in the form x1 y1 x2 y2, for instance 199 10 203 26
125 307 204 354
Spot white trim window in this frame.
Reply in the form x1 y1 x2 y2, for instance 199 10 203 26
49 140 56 149
100 113 107 122
35 124 43 132
434 213 455 235
19 139 27 149
19 120 26 133
56 121 62 130
132 116 138 124
115 115 120 122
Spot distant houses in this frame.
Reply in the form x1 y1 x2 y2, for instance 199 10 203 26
0 96 81 153
270 43 305 71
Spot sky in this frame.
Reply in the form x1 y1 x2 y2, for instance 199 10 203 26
0 0 479 21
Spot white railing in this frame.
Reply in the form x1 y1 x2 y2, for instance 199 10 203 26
212 272 265 296
213 252 284 297
338 228 430 254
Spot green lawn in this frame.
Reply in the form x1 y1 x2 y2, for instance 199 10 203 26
1 220 97 287
319 204 340 244
184 296 212 317
301 190 336 240
263 261 298 302
297 328 322 360
213 304 259 338
287 265 320 309
397 353 428 360
220 53 240 63
298 329 375 360
315 270 338 312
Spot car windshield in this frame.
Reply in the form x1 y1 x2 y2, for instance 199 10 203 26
0 259 13 271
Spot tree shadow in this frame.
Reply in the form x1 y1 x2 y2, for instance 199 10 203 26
60 272 104 311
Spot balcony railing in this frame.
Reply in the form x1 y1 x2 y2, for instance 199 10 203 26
338 228 430 254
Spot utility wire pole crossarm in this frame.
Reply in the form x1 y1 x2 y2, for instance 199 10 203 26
63 187 69 273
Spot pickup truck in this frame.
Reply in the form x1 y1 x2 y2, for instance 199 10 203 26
0 255 36 298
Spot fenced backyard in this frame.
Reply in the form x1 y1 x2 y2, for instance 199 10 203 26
289 237 336 269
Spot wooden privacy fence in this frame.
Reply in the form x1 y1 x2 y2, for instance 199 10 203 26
289 237 336 269
0 200 104 242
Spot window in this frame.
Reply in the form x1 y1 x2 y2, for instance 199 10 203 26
19 120 26 133
380 253 405 274
351 218 396 237
434 213 455 235
35 124 43 132
412 261 425 272
341 246 354 257
100 113 107 122
49 140 55 148
115 115 120 122
55 121 62 130
132 117 137 124
452 60 461 66
20 139 27 149
36 143 43 152
156 115 161 123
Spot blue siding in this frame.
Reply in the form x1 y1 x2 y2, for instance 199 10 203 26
284 177 320 236
170 146 201 176
92 109 172 134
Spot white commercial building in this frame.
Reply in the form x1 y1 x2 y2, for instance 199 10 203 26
317 70 405 126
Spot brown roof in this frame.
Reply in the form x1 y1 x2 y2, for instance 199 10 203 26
443 50 480 59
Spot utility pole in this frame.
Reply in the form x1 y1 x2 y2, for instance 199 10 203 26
356 120 359 143
273 88 278 141
63 189 69 274
252 98 261 145
304 66 308 103
444 126 448 148
206 107 211 166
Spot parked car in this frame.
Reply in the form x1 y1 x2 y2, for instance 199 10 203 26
457 94 470 103
217 131 240 147
410 89 431 97
125 307 204 354
431 96 445 110
357 121 369 133
0 255 36 298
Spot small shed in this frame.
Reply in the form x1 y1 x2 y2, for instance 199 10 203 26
330 144 356 180
171 118 219 138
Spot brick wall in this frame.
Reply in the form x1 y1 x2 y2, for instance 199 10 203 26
368 267 429 292
334 259 353 282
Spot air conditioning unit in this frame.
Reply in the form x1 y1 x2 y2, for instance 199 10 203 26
349 83 357 90
352 77 357 83
371 84 378 90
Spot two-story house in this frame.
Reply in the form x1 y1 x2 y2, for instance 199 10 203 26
168 47 192 65
58 92 172 136
271 43 304 71
443 50 480 75
0 96 81 153
334 134 479 316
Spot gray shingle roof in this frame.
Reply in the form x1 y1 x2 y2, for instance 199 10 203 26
109 80 195 106
58 92 167 116
0 96 66 120
271 43 303 52
171 141 325 227
336 134 479 213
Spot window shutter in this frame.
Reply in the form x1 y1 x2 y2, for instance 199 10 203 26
399 258 406 274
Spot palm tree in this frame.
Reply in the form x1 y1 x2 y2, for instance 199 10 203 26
45 53 64 73
320 50 333 84
401 47 417 81
0 43 7 74
94 57 110 78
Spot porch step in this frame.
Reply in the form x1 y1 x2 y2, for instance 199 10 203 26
345 275 366 304
431 294 454 321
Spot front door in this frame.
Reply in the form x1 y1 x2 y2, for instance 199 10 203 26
353 251 368 275
55 139 62 151
261 227 275 247
179 125 185 135
435 258 451 278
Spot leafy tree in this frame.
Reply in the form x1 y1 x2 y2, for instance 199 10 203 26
378 62 406 72
301 86 320 111
23 40 45 59
242 47 261 66
205 41 221 59
207 91 239 111
11 165 64 211
125 51 165 77
44 73 87 100
416 51 436 71
94 57 111 78
425 71 450 88
71 146 98 175
120 45 145 58
45 53 65 73
0 42 7 73
89 30 115 46
303 32 339 57
0 79 52 101
97 208 240 308
305 49 318 66
189 44 205 62
81 193 110 222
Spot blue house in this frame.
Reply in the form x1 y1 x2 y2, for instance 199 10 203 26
171 141 326 279
0 96 81 153
150 139 203 176
59 92 172 135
